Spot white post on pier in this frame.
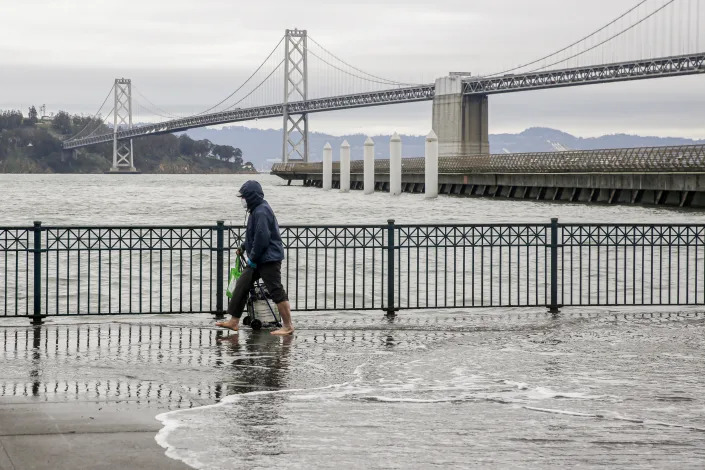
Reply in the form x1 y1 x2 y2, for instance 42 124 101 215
390 132 402 196
425 130 439 199
340 140 350 192
323 142 332 190
363 136 375 194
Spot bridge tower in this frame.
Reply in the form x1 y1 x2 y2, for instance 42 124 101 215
432 75 489 157
282 29 308 163
111 78 137 172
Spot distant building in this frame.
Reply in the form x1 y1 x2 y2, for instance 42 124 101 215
39 105 54 121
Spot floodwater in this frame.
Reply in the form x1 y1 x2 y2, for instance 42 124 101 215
2 310 704 469
1 174 705 468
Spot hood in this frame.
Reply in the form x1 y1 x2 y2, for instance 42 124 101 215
239 180 264 210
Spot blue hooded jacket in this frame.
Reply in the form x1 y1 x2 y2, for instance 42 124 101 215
239 180 285 265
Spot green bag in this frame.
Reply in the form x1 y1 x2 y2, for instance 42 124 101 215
226 257 243 299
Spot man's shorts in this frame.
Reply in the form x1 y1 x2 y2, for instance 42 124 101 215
257 261 288 304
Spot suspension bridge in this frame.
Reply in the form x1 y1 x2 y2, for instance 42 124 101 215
60 0 705 175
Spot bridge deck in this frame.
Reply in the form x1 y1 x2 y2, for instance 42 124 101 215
63 53 705 150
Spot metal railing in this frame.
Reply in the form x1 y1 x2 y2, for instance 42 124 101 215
1 220 703 322
271 144 705 174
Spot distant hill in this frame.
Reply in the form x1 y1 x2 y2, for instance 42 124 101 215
185 126 705 170
490 127 705 153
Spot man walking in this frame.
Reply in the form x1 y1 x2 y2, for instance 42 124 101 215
216 180 294 335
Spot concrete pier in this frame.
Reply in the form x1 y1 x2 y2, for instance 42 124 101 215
425 131 439 199
322 142 332 190
364 137 375 195
288 170 705 208
271 144 705 208
390 133 402 196
340 140 351 192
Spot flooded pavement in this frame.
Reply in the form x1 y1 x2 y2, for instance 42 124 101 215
2 308 705 469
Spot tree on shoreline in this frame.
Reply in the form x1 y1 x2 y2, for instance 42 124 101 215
51 111 73 135
1 109 251 173
26 106 38 125
0 110 24 130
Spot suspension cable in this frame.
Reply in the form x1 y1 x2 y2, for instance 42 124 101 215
133 97 182 120
486 0 652 77
133 86 181 119
308 35 413 85
308 49 410 86
70 37 285 139
65 84 114 141
191 36 285 116
525 0 677 73
135 101 178 120
83 106 115 138
222 59 286 111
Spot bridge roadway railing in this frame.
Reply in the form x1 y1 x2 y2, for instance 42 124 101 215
271 144 705 175
463 52 705 95
62 52 704 150
61 85 436 150
2 220 704 322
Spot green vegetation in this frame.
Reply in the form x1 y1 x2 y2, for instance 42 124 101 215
0 108 255 173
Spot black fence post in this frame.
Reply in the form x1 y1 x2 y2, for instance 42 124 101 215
215 220 225 318
386 219 396 317
549 217 560 313
32 221 43 325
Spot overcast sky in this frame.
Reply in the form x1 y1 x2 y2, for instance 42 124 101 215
1 0 703 138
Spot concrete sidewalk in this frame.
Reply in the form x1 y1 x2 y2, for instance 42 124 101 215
0 399 190 470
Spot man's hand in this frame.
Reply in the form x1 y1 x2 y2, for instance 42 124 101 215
247 259 257 269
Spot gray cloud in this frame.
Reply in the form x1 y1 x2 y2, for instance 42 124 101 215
1 0 703 138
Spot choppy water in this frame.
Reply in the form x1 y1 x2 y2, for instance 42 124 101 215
1 174 705 468
1 173 704 226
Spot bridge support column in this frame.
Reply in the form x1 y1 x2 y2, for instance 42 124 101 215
110 78 137 173
282 28 309 162
432 76 489 157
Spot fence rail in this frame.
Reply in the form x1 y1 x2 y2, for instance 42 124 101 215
2 220 704 322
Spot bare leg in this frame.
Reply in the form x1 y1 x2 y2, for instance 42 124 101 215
216 317 240 332
271 300 294 335
216 268 255 332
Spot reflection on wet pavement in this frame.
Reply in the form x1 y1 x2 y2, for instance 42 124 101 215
3 313 482 408
2 321 295 408
2 309 705 468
